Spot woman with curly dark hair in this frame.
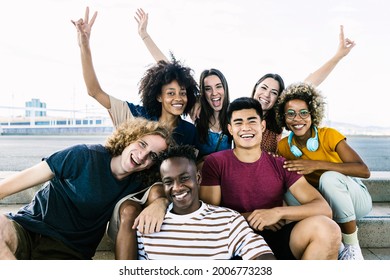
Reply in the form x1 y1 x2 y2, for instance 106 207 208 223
276 82 372 260
72 7 199 260
135 8 232 162
135 8 355 156
72 7 199 148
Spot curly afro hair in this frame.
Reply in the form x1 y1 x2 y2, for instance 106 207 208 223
276 82 326 130
138 55 199 119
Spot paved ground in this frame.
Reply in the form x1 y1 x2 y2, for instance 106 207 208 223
0 135 107 171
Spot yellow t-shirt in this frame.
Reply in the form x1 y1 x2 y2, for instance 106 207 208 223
277 127 345 187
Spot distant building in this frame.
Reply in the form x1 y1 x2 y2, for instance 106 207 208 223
25 98 46 117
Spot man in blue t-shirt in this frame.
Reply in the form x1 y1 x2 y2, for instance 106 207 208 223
0 118 172 259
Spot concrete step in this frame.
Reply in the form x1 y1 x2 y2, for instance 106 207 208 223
1 202 389 250
358 202 390 247
362 171 390 202
1 171 389 259
1 171 389 204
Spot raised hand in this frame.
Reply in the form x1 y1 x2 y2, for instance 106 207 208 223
71 6 98 47
134 8 149 40
335 25 356 59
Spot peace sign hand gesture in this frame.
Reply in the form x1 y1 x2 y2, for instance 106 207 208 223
71 6 98 48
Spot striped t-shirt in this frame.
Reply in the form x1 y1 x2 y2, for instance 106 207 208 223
137 202 272 260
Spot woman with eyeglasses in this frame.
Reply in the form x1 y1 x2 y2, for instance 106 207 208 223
276 82 372 260
251 25 355 153
136 8 354 155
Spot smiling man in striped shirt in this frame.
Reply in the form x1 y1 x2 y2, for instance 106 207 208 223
136 145 275 260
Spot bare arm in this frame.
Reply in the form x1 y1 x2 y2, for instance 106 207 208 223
0 161 54 200
304 25 355 86
134 8 169 63
199 185 222 206
247 177 332 231
132 183 169 234
283 139 370 178
71 7 111 109
283 177 332 218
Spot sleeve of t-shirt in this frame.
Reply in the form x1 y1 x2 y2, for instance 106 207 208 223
108 95 134 129
274 155 302 190
45 144 89 179
284 167 302 190
201 154 221 186
229 212 273 260
323 127 346 152
277 136 293 159
136 231 148 260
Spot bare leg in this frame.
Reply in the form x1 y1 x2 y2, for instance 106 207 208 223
339 220 356 234
0 215 18 259
115 200 142 260
290 215 341 260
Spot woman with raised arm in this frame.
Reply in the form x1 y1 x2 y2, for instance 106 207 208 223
135 8 232 164
136 8 355 155
251 25 356 153
72 7 199 260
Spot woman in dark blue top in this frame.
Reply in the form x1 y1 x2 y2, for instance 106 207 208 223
134 9 232 162
72 7 200 259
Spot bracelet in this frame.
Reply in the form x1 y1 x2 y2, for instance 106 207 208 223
142 35 150 40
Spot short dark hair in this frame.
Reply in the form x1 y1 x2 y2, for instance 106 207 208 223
159 145 197 166
227 97 263 123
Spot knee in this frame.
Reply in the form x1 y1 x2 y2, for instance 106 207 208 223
312 215 341 252
319 171 347 195
0 215 13 245
319 171 343 188
119 201 142 224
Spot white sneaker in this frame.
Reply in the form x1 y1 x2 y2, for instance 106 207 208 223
338 244 364 260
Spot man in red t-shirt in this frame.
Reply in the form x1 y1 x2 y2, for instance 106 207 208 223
200 97 341 260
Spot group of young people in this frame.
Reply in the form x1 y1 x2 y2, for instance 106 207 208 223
0 6 372 260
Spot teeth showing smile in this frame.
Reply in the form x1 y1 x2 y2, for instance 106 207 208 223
293 124 305 129
172 104 183 108
172 191 188 201
259 98 269 104
240 134 254 138
131 154 141 166
211 97 222 108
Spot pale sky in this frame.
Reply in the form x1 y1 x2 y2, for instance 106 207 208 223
1 0 389 127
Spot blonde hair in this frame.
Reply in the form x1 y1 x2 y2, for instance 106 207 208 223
104 117 173 186
105 117 172 157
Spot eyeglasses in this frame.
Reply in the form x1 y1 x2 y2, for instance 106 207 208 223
284 109 311 120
